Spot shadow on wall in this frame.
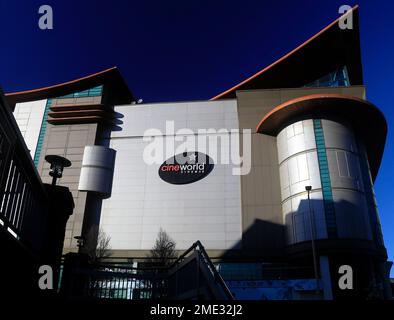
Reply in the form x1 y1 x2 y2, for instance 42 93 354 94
219 196 381 261
220 219 286 260
109 111 124 132
80 111 123 249
215 197 391 299
286 197 373 244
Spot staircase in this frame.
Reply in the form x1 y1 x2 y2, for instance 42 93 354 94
60 241 234 300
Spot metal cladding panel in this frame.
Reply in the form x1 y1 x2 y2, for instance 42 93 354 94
279 151 322 200
331 189 371 239
277 120 326 244
282 190 327 243
277 118 376 245
100 100 243 251
13 99 47 158
322 120 372 240
277 119 316 164
322 119 359 152
78 145 116 197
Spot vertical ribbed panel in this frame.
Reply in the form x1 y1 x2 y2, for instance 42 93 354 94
313 119 337 238
33 99 52 166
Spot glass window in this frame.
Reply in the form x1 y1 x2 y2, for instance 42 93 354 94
304 66 350 88
58 85 103 99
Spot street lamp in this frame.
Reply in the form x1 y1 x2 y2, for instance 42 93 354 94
45 155 72 185
305 185 320 295
74 235 86 250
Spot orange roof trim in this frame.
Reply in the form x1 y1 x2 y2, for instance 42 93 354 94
5 67 134 107
211 5 360 100
255 93 386 182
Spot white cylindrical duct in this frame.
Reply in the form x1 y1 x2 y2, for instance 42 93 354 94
78 145 116 198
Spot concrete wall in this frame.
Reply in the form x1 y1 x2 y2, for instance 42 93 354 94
36 96 101 249
236 90 283 256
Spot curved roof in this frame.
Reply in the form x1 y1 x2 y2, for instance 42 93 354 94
5 67 134 108
256 94 387 181
211 5 362 100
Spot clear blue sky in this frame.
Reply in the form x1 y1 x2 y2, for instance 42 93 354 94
0 0 393 274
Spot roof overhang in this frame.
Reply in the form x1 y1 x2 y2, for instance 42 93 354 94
5 67 134 108
211 5 362 100
256 94 387 182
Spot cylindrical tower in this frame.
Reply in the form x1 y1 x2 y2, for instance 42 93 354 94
276 118 377 245
256 94 390 299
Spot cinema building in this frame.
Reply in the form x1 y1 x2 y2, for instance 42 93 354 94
4 7 392 299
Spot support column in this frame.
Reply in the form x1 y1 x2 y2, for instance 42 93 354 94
320 255 333 300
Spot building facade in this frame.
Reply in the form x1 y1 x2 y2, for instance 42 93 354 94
4 6 392 299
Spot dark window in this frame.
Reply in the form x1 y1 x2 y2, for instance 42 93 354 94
304 66 350 88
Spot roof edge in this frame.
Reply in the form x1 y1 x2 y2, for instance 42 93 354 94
211 5 360 100
255 93 387 182
4 67 134 107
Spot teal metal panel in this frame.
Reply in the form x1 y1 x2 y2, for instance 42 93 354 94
313 119 337 238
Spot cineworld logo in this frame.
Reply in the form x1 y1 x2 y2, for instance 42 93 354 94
159 152 214 184
143 121 251 176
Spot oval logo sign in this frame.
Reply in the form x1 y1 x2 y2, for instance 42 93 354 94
159 152 214 185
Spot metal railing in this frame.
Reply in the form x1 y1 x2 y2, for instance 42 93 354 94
59 241 318 301
59 241 234 300
0 89 49 254
60 256 169 300
81 266 167 300
167 241 234 300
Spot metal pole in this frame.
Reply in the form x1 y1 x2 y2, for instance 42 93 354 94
307 188 320 295
175 260 178 299
196 249 200 299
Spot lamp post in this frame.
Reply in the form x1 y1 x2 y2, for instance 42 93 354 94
45 155 72 185
74 235 86 251
305 185 320 295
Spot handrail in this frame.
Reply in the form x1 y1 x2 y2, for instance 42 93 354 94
0 88 47 194
0 88 49 254
194 241 234 300
169 240 200 267
168 240 234 300
61 240 234 300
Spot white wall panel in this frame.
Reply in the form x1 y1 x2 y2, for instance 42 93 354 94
13 99 47 158
101 100 242 250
